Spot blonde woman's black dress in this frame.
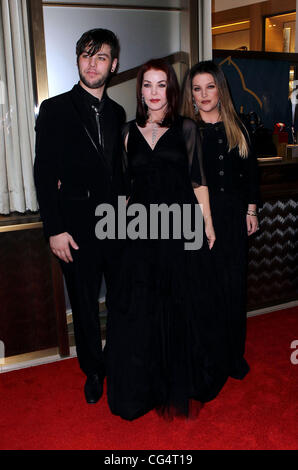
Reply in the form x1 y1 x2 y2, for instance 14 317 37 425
199 121 259 380
106 117 229 421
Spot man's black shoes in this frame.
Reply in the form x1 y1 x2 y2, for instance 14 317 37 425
84 373 103 404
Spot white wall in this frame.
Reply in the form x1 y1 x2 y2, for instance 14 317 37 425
214 0 265 12
43 5 180 98
108 78 137 121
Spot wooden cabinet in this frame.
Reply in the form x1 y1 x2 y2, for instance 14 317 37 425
247 159 298 310
0 215 69 358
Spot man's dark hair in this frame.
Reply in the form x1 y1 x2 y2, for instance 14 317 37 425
76 28 120 64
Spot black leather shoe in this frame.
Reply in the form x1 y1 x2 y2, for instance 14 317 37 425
84 373 103 404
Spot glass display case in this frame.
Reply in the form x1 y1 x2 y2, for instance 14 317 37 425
265 12 296 53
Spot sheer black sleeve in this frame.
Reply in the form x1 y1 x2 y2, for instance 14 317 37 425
121 122 133 197
182 118 207 187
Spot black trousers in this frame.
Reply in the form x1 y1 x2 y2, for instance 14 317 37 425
60 239 121 378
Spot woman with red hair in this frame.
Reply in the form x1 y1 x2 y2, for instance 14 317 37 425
106 59 229 421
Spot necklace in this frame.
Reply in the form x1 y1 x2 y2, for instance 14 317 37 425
148 117 160 146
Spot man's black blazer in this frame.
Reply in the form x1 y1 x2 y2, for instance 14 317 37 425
34 85 126 243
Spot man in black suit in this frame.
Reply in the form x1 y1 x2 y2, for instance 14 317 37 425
34 29 126 404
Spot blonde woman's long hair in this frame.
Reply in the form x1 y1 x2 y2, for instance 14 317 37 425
180 61 249 158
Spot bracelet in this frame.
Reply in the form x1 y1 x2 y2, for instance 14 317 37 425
247 210 257 216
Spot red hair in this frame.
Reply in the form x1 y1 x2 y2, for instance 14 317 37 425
136 58 179 127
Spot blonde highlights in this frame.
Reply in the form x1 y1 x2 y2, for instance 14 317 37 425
181 61 249 158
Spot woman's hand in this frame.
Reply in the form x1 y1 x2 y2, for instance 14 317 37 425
205 219 216 250
247 214 258 236
247 204 259 236
193 186 215 249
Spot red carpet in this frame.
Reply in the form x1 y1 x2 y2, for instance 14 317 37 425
0 307 297 450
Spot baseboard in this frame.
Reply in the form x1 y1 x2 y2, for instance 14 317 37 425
0 346 77 374
247 300 298 317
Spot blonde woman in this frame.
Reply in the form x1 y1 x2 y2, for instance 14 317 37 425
181 61 260 380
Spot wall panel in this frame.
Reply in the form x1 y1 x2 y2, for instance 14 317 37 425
43 4 180 97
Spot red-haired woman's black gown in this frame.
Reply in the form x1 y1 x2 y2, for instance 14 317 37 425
106 117 229 421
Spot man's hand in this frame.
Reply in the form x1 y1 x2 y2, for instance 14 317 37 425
49 232 79 263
